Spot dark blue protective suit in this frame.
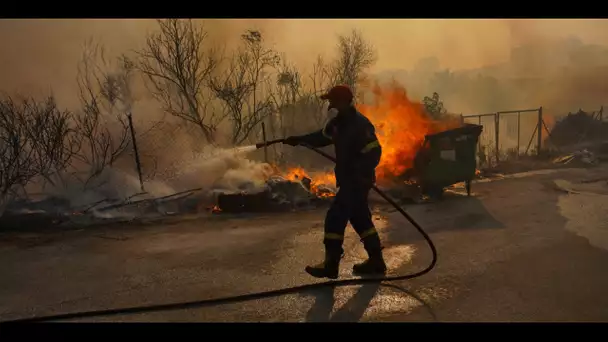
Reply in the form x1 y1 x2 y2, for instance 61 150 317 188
295 106 383 260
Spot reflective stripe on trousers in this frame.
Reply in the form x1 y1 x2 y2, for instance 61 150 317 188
324 233 344 241
359 227 378 239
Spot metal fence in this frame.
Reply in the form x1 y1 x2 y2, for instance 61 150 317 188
462 107 544 166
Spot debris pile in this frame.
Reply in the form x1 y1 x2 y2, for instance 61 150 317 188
548 109 607 147
214 173 336 213
552 149 599 166
0 164 340 228
0 188 212 230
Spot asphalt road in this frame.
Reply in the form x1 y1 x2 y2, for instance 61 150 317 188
1 166 608 322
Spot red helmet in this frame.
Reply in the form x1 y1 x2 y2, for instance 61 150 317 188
320 85 354 102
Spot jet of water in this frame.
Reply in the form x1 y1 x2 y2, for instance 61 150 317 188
229 145 258 155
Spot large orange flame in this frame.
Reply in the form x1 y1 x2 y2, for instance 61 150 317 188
278 81 462 190
358 82 462 181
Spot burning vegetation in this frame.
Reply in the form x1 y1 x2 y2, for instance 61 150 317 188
360 83 463 182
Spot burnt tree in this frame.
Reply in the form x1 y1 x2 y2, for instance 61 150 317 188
137 19 223 145
72 40 131 189
272 60 302 138
0 96 75 206
331 30 377 102
19 97 77 188
307 55 337 125
209 30 280 145
0 98 37 201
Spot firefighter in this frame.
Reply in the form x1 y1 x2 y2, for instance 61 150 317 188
283 84 387 279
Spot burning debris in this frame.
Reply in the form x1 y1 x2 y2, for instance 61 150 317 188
213 170 337 214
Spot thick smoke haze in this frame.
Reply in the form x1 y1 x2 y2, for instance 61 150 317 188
1 19 608 115
2 19 608 215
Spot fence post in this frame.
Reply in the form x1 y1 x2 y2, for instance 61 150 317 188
537 106 543 156
126 112 144 192
495 112 500 164
478 115 482 153
261 122 268 164
517 111 521 157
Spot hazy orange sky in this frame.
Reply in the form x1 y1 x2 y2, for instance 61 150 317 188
1 19 608 107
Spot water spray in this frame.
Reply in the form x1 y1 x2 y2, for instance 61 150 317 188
229 145 259 155
255 139 285 149
223 140 284 156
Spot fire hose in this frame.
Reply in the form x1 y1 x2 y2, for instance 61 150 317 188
3 140 437 323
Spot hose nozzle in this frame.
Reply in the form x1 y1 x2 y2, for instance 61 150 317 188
255 139 285 149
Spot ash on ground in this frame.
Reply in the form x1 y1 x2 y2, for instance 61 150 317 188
0 189 206 231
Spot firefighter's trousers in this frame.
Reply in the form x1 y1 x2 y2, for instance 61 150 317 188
323 182 383 260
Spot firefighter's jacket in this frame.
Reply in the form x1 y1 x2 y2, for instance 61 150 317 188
297 106 382 187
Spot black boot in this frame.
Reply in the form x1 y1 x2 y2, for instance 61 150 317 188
353 234 387 276
353 256 387 275
305 249 342 279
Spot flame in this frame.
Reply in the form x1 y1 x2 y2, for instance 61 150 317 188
543 113 556 133
209 205 222 214
541 113 556 148
357 82 462 181
281 166 336 198
274 81 464 191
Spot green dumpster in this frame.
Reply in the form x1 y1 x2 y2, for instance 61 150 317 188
411 123 483 198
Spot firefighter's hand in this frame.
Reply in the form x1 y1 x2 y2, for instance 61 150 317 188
283 136 301 146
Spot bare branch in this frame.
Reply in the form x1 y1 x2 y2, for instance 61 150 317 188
209 30 280 145
331 30 377 101
72 39 131 189
136 19 224 144
0 95 75 201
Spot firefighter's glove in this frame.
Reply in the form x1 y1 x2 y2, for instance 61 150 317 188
283 136 301 146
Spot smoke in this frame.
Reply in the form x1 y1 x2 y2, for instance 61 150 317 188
41 169 173 208
35 145 273 210
163 145 273 194
3 19 608 213
370 20 608 117
2 19 607 115
0 19 279 112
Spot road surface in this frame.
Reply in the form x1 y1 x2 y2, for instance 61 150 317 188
1 165 608 322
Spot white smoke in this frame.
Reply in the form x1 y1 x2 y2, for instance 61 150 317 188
161 145 274 194
38 145 274 210
0 144 276 221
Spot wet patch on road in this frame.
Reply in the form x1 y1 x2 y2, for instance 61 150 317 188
556 181 608 252
302 281 448 322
